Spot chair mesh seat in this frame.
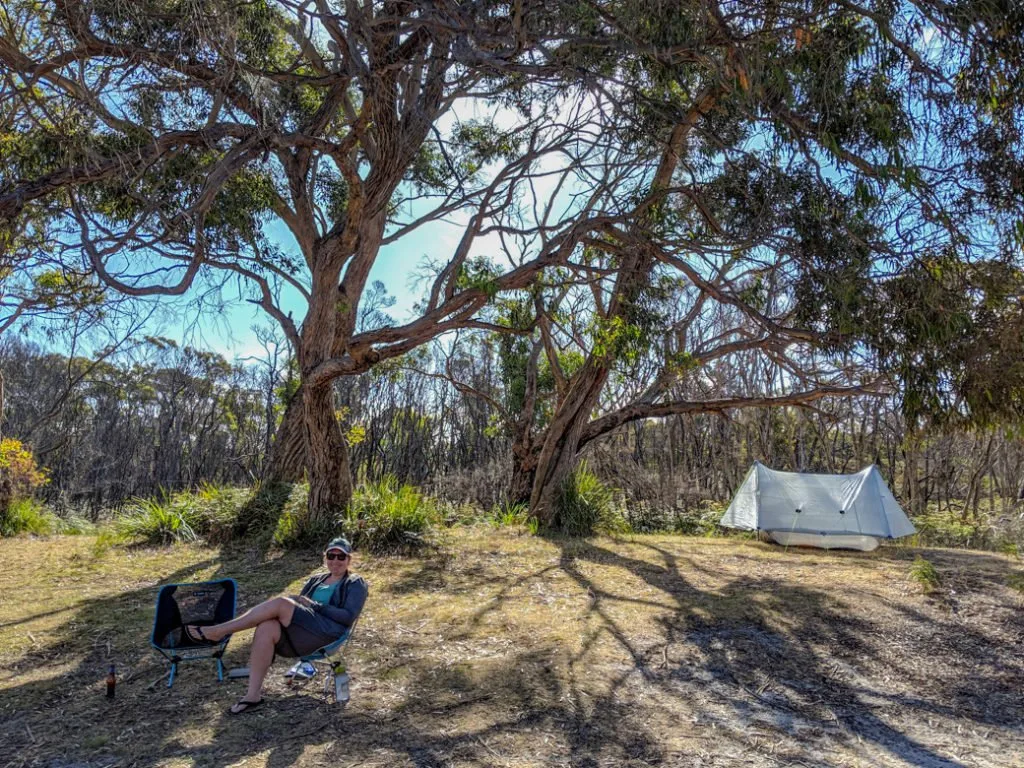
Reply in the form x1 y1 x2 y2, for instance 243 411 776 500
150 579 236 687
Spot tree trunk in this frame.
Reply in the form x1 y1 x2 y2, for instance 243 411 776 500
509 444 537 505
264 387 308 483
902 429 924 516
529 364 608 525
303 381 352 527
507 340 542 506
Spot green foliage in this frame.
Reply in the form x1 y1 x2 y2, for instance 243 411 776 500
113 485 250 545
345 423 367 447
556 463 630 537
0 499 58 537
455 257 501 298
437 499 483 527
487 501 531 529
453 120 523 167
341 476 441 554
270 485 319 548
911 513 981 549
590 315 646 364
873 258 1024 428
115 497 198 545
908 556 940 594
673 502 728 537
1007 572 1024 594
56 512 95 536
231 482 309 543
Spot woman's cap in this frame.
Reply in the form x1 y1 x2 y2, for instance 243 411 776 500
325 537 353 555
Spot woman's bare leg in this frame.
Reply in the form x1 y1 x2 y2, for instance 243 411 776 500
189 596 296 643
230 619 281 710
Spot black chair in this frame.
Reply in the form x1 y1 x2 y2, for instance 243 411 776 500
150 579 237 688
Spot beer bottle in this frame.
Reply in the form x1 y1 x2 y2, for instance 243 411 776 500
106 665 116 698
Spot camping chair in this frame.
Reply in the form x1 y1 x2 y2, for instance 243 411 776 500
150 578 237 688
285 619 358 704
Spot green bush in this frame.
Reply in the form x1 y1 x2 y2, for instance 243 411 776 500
113 485 250 545
192 483 251 543
115 497 199 544
54 511 95 535
556 463 630 537
437 499 483 527
270 485 317 547
340 475 441 553
0 498 58 536
909 556 941 594
230 481 306 541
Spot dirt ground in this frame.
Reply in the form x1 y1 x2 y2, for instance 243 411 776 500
1 529 1023 768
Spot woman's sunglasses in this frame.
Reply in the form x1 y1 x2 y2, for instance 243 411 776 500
325 552 349 561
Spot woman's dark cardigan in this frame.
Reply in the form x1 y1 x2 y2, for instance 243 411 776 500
299 571 368 629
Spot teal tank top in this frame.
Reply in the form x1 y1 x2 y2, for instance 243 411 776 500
311 582 338 604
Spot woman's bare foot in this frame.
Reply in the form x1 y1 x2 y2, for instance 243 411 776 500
185 624 226 643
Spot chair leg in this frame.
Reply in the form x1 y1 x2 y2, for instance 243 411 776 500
168 663 177 688
217 658 224 682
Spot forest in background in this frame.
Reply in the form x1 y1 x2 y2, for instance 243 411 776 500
3 325 1021 551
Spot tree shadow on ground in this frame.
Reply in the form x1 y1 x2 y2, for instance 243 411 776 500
3 534 1021 768
0 542 320 756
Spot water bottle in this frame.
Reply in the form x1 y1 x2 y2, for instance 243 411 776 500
332 661 350 703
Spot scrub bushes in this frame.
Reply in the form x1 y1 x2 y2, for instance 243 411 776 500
556 463 630 537
341 475 441 553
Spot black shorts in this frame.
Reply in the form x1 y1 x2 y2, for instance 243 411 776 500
274 602 343 657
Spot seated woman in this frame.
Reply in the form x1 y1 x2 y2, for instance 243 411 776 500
186 537 368 714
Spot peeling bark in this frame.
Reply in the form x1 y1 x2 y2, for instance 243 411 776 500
302 381 352 526
264 389 306 483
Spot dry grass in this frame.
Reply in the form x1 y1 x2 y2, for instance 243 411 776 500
2 529 1023 768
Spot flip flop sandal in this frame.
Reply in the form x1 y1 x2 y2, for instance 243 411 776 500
228 698 264 715
184 625 211 644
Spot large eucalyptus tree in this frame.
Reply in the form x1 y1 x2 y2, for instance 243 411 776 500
0 0 633 524
440 0 1024 524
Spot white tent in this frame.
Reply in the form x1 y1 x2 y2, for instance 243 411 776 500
720 462 916 551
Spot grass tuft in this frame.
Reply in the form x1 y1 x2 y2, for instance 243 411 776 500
0 498 58 537
114 497 198 544
341 475 441 553
909 555 941 593
111 485 251 545
556 463 630 537
488 501 530 528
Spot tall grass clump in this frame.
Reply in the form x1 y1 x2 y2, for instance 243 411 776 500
909 556 941 594
341 475 441 553
0 498 58 536
113 485 250 545
115 497 199 544
556 463 630 537
268 484 317 547
488 501 531 528
1007 572 1024 594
